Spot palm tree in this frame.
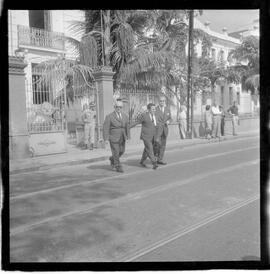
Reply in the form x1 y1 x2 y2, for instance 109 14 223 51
35 57 96 105
68 10 193 89
67 10 213 101
228 35 259 94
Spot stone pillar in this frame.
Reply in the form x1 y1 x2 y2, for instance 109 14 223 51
93 66 115 142
9 56 30 159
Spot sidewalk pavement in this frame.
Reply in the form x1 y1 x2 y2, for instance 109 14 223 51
9 130 259 175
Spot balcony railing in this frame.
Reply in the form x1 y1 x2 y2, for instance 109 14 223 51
17 25 65 51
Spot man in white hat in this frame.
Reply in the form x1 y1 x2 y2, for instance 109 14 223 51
103 100 130 173
82 102 96 150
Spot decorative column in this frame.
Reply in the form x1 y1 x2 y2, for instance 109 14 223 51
93 66 115 143
9 56 30 159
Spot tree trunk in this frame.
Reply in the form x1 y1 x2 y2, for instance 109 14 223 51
211 83 215 103
103 10 111 66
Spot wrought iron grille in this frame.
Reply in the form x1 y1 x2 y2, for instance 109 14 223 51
26 65 66 133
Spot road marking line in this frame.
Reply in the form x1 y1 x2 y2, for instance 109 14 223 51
10 135 259 176
10 159 259 236
10 145 259 201
119 195 259 262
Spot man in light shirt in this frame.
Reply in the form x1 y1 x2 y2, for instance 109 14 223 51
178 105 187 139
82 102 96 150
211 102 222 139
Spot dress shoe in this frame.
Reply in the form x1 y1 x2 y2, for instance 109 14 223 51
116 166 124 173
89 143 94 150
109 157 115 169
140 161 147 168
152 162 158 170
157 161 167 165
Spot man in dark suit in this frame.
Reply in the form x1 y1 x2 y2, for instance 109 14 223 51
103 100 130 173
155 95 172 165
131 103 158 170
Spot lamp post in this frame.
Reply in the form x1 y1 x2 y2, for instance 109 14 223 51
187 9 194 138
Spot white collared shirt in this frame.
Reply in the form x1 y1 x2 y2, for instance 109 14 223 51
160 105 166 113
115 111 122 119
211 106 221 115
149 112 157 126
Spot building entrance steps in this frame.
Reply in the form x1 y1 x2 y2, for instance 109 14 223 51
8 130 259 175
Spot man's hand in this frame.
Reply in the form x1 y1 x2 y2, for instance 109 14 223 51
166 120 170 125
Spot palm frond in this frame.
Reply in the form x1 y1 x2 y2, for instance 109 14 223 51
67 20 88 38
79 34 98 67
245 74 259 92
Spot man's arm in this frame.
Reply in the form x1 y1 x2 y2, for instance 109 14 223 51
124 114 131 139
103 115 110 141
130 113 143 128
165 108 172 124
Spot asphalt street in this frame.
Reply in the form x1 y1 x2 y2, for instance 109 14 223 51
9 133 260 262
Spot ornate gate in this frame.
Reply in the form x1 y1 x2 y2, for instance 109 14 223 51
26 63 99 155
26 64 67 156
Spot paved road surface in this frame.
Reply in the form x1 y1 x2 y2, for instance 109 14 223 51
9 134 260 262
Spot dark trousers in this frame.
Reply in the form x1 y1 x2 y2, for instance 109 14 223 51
212 115 221 138
141 137 156 164
156 133 167 161
221 118 225 136
110 136 125 168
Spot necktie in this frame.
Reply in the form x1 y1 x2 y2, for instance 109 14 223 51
151 114 155 124
118 113 121 120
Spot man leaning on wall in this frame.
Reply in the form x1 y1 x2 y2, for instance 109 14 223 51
82 102 96 150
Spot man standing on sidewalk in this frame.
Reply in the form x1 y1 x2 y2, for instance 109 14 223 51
228 101 239 136
155 95 172 165
211 102 222 139
178 105 187 139
82 102 96 150
103 100 130 173
130 103 158 170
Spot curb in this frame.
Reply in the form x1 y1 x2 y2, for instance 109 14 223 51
9 131 259 175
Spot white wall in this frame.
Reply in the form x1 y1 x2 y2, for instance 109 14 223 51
8 10 29 55
51 10 64 33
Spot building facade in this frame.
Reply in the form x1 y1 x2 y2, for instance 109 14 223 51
8 11 259 158
192 18 257 116
8 10 89 157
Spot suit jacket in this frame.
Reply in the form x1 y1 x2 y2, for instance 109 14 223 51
155 105 172 138
103 111 130 143
131 112 158 141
